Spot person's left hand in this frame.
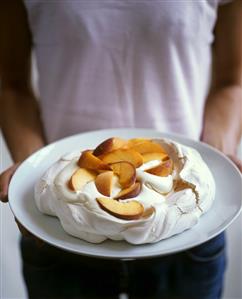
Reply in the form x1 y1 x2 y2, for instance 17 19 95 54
201 85 242 173
201 123 242 173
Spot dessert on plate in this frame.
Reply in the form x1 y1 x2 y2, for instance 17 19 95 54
35 137 215 244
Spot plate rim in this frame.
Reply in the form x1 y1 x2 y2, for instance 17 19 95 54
8 128 242 259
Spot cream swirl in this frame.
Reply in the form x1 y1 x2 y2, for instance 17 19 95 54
34 138 215 244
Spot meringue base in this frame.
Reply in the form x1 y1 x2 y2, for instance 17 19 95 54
34 139 215 244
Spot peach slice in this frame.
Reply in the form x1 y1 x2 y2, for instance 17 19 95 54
142 152 169 163
93 137 127 156
95 171 113 197
146 159 173 177
101 149 143 168
110 161 136 188
69 168 96 191
127 138 150 146
128 139 166 154
114 182 141 200
78 150 111 171
97 197 144 220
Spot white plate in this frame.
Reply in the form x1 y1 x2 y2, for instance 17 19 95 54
9 128 242 259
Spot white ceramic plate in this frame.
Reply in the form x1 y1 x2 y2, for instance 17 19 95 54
9 128 242 259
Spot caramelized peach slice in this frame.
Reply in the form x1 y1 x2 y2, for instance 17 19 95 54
128 139 166 154
101 149 143 168
78 150 110 171
142 152 169 163
93 137 127 156
114 182 141 200
95 171 113 197
69 168 96 191
97 197 144 220
110 161 136 188
146 159 173 177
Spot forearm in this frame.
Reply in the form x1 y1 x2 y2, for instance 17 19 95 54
0 87 46 163
202 0 242 158
203 84 242 155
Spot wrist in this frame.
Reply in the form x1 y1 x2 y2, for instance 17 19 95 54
1 131 46 163
203 85 242 155
0 87 47 163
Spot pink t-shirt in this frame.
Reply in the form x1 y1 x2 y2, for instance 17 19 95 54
24 0 230 143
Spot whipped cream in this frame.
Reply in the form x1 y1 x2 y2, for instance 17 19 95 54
35 138 215 244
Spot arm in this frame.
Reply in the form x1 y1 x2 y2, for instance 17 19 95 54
202 0 242 170
0 0 46 199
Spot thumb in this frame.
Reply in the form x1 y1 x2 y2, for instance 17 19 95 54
0 163 21 202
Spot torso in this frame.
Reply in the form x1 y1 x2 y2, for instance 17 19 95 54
24 0 223 142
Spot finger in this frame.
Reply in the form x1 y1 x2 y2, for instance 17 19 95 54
0 193 8 203
0 163 20 202
227 155 242 173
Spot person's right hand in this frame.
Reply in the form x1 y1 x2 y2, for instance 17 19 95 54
0 163 20 202
0 163 44 246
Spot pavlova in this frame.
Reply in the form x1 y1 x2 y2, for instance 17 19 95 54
35 137 215 244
